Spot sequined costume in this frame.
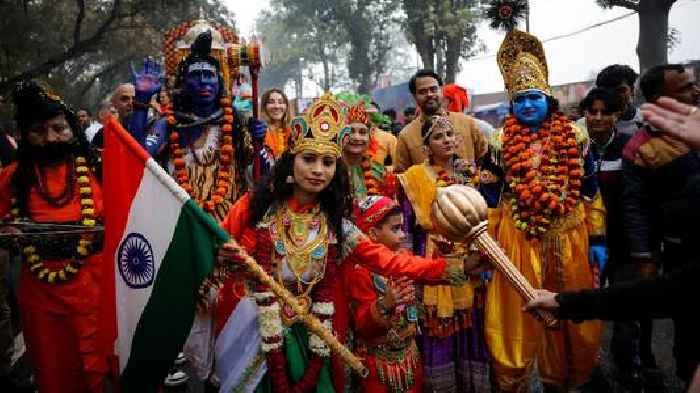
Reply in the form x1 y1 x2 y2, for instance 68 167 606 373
347 196 423 393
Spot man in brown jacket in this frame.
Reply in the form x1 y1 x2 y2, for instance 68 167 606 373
394 69 487 173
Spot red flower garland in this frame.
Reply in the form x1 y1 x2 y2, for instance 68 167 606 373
501 113 583 237
167 97 235 213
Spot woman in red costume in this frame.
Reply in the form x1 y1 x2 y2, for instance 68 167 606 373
214 92 479 392
0 81 107 393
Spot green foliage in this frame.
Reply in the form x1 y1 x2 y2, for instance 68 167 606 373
401 0 483 82
258 0 346 93
0 0 234 110
258 0 405 94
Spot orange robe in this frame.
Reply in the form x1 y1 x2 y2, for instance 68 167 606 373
0 162 107 393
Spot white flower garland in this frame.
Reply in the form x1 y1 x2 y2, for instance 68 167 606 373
308 318 333 357
311 301 335 317
256 297 284 353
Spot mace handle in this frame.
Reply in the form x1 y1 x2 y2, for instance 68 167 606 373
469 223 558 327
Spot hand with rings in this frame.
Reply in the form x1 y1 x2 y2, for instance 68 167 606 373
641 97 700 149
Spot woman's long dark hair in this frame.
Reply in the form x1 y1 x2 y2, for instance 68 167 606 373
249 151 352 247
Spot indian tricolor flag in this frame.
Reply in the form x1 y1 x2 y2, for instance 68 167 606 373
101 117 229 391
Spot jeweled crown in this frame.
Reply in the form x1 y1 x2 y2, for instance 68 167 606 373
497 29 550 96
290 92 346 157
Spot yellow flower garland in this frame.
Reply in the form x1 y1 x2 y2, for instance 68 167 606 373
8 156 96 284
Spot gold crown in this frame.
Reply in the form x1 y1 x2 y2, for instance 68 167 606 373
290 92 346 157
497 29 550 96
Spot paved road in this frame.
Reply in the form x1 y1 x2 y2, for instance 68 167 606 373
164 320 684 393
599 319 684 393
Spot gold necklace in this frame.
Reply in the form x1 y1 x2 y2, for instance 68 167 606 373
272 203 329 326
274 203 328 277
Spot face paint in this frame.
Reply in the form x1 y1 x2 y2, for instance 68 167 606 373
512 90 549 127
184 62 220 109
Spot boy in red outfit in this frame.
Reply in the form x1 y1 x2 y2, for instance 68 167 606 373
348 196 423 393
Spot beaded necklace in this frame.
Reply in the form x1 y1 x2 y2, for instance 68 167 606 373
6 157 96 284
167 97 235 214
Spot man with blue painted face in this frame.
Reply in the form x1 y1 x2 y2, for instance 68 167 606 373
129 22 245 224
477 29 605 393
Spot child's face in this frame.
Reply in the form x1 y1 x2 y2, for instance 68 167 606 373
369 214 405 251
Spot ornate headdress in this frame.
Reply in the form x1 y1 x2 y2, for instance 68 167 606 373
422 115 456 142
354 196 399 234
163 19 245 94
290 92 346 157
497 29 550 96
346 101 369 125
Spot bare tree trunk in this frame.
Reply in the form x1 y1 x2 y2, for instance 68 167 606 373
435 36 445 80
418 45 435 70
322 56 330 91
0 0 122 93
637 0 673 73
445 34 461 83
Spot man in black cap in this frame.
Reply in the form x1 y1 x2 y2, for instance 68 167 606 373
0 80 106 393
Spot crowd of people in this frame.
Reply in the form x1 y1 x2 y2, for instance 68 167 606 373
1 17 699 393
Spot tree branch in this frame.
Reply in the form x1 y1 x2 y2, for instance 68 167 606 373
0 0 122 93
74 0 86 45
77 56 131 99
602 0 639 11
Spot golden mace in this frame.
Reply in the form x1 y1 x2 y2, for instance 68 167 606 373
432 185 558 327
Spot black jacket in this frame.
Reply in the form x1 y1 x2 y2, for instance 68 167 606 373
555 260 697 321
621 125 700 261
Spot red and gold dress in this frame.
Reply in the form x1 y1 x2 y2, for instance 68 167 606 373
347 264 423 393
217 193 467 392
0 161 107 393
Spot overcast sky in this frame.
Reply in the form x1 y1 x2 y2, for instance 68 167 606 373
226 0 700 94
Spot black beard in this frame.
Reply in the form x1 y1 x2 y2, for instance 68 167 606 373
30 142 76 165
422 98 441 116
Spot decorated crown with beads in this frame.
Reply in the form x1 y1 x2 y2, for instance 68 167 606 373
497 29 550 96
290 92 347 157
163 18 263 95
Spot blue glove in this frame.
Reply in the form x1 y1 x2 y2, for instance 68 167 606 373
589 244 609 273
250 119 268 139
130 57 163 105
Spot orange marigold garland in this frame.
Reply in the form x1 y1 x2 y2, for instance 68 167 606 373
435 160 479 188
501 113 582 237
167 97 235 214
361 158 382 196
